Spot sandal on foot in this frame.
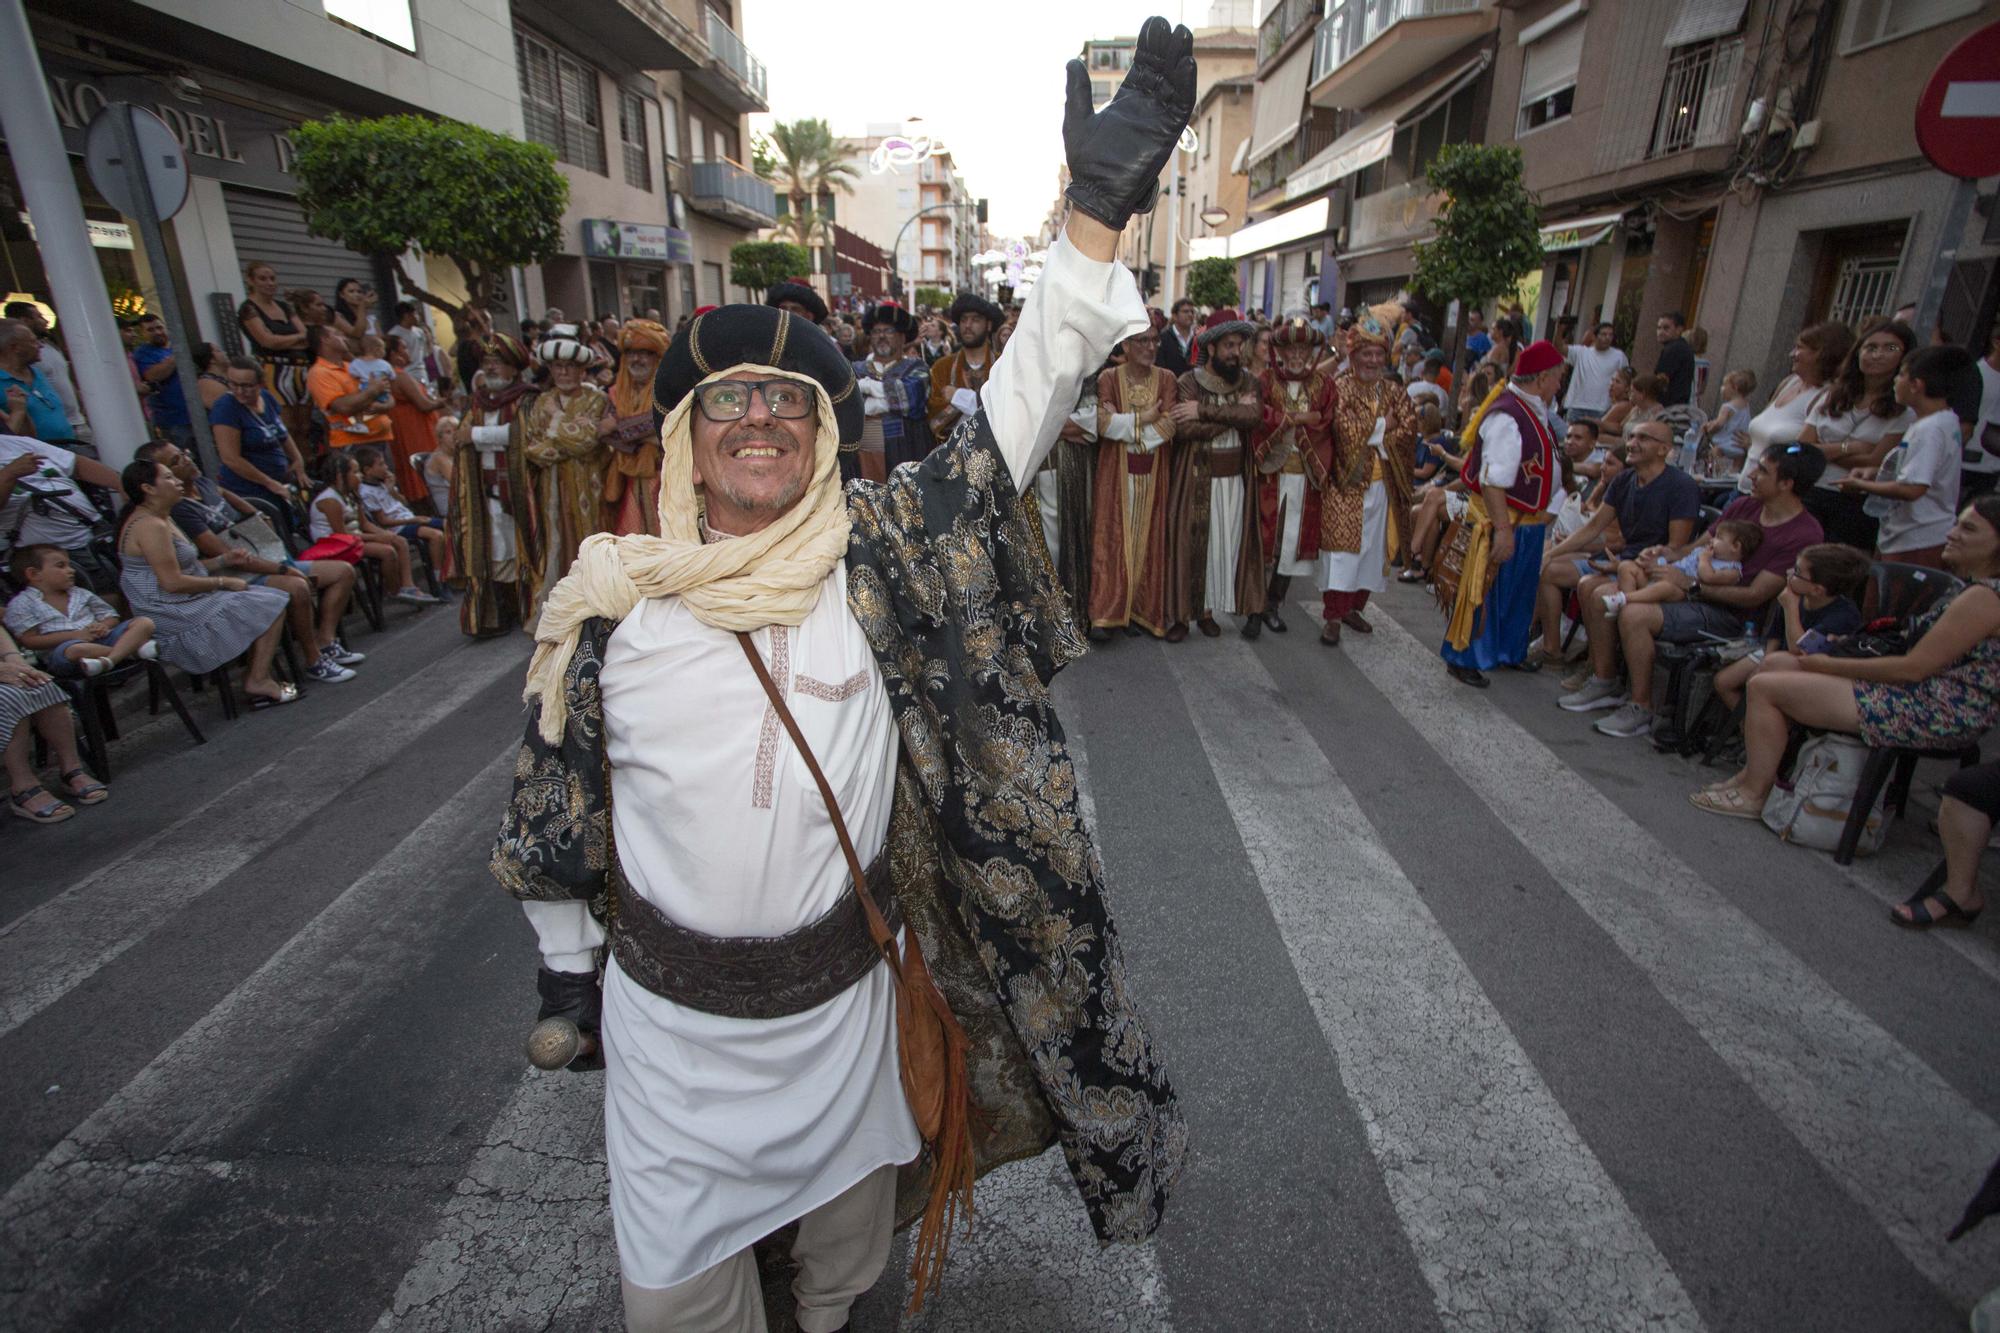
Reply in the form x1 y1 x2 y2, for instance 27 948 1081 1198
1689 786 1761 819
1891 893 1983 929
9 786 74 824
246 683 300 711
58 768 108 805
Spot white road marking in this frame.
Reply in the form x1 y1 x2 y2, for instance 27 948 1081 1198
0 642 526 1039
1352 602 2000 1306
0 747 519 1327
1164 637 1704 1332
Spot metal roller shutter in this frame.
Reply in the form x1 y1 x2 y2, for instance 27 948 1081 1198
222 187 374 307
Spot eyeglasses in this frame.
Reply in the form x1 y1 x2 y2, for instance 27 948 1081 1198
693 379 815 422
226 378 262 392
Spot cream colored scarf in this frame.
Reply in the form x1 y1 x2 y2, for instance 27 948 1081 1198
523 364 851 741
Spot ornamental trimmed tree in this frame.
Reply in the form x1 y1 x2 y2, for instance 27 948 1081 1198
290 115 567 324
1411 143 1545 367
730 240 810 297
1187 257 1238 310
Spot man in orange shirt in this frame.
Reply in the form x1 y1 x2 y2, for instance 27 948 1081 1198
306 327 393 448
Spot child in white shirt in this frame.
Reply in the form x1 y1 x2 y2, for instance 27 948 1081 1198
4 544 156 677
1700 369 1755 474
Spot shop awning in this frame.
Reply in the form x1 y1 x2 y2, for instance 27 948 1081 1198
1283 52 1489 204
1538 210 1626 251
1229 136 1251 175
1247 42 1315 168
1189 195 1332 262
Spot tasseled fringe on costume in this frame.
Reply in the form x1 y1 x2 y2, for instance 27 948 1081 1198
901 933 980 1314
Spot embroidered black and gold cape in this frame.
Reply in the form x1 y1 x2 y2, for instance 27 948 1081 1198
491 411 1188 1246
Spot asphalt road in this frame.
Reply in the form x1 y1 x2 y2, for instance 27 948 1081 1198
2 579 1996 1332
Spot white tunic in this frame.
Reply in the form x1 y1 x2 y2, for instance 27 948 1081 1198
521 233 1147 1290
1205 428 1245 616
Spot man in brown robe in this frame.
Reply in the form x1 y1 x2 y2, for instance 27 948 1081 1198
927 293 1004 440
1164 311 1265 639
1318 305 1418 646
1086 328 1177 638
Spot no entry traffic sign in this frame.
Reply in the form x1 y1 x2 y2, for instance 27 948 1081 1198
1916 18 2000 180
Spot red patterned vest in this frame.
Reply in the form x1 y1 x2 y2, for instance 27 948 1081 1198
1464 387 1557 515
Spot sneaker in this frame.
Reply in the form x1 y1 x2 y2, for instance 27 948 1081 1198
79 656 109 677
1560 665 1593 693
1594 701 1654 737
136 641 159 661
394 586 440 605
328 640 366 666
1558 676 1629 712
307 656 356 683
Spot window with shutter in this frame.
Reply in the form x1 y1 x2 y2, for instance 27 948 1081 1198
1518 19 1584 134
514 29 607 175
619 91 651 192
1841 0 1980 53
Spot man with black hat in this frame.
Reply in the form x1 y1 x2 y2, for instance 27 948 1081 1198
851 301 932 481
1165 309 1264 638
765 279 829 325
493 21 1194 1331
928 291 1004 439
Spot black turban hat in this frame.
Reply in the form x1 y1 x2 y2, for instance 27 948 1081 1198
862 302 918 340
764 281 828 323
948 293 1004 327
655 305 862 446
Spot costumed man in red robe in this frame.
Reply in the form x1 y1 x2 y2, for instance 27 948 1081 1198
1250 318 1337 637
600 319 669 536
1317 305 1417 646
1087 326 1178 639
1164 309 1265 639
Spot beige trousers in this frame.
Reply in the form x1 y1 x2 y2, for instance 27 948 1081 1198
621 1164 898 1333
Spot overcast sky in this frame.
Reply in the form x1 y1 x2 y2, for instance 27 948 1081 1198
743 0 1227 238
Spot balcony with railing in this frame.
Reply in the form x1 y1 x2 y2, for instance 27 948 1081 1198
688 158 777 229
688 6 769 113
1309 0 1492 110
1646 37 1743 159
1259 0 1322 72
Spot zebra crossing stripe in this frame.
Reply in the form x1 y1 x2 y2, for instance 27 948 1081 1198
0 747 520 1327
1162 636 1706 1331
0 643 527 1040
1351 603 2000 1307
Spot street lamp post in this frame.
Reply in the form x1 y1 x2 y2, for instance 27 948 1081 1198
891 200 980 306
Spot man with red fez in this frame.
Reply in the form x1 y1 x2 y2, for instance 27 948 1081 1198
1250 317 1337 636
1317 304 1418 646
447 331 543 636
493 25 1191 1329
1087 324 1179 638
927 292 1004 440
852 302 933 481
1439 338 1564 687
602 319 670 536
1164 309 1264 638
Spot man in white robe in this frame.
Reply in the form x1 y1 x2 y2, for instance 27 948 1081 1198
495 23 1196 1331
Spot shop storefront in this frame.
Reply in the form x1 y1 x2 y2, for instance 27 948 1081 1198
580 217 692 320
4 42 425 356
1192 195 1333 318
1531 209 1630 338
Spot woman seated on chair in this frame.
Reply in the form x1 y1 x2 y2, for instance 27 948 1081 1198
1897 757 1997 929
307 452 437 607
135 439 362 682
0 623 105 823
116 458 297 710
1691 495 2000 822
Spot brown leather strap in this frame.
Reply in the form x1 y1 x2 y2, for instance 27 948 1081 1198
736 632 901 971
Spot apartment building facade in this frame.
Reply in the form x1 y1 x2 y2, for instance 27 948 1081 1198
1494 0 1995 404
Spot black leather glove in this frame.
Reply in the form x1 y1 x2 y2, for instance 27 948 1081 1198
536 966 604 1072
1062 16 1198 232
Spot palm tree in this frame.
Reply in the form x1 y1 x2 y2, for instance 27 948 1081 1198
766 118 858 275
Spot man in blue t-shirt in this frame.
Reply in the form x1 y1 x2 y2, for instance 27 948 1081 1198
1534 420 1702 666
130 315 192 451
0 318 76 444
1462 307 1492 374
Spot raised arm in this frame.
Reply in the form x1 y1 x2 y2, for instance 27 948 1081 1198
981 16 1193 492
